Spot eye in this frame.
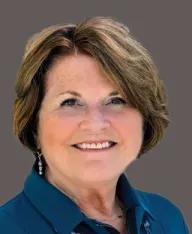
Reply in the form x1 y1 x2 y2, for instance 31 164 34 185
108 97 127 105
60 98 81 107
60 97 127 108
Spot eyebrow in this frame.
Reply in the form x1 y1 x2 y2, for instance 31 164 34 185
58 90 120 97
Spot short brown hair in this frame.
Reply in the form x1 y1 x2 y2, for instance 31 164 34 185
13 16 170 159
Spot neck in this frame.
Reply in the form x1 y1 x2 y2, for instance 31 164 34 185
44 166 124 220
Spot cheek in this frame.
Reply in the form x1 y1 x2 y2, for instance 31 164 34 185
122 118 142 140
115 110 143 150
38 112 76 149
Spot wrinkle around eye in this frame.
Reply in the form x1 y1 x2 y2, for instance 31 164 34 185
59 98 83 107
60 97 126 108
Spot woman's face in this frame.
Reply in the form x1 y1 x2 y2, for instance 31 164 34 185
37 53 144 183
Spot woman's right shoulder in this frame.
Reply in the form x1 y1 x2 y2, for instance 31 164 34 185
0 192 28 233
0 191 54 233
0 210 28 233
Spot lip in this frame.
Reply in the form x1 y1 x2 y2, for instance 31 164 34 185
72 142 117 152
72 140 116 145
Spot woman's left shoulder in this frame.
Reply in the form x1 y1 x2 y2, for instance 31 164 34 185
136 189 183 213
136 189 190 233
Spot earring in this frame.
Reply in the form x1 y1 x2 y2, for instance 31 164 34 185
37 150 43 175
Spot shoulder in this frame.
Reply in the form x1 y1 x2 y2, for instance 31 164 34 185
136 189 190 233
0 191 54 233
0 192 29 233
0 191 27 216
136 189 182 215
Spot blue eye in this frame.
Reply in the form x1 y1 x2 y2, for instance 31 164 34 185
60 97 127 108
108 97 127 105
60 98 80 107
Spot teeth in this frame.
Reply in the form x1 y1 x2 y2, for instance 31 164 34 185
76 141 113 149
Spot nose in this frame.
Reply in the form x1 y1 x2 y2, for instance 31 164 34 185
79 106 110 131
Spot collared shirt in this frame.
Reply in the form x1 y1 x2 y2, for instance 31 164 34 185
24 165 156 233
0 164 189 234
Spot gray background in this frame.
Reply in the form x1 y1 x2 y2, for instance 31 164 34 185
0 1 191 230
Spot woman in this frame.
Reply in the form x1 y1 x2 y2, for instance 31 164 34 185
0 16 189 233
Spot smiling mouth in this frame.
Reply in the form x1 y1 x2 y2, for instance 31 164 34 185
72 142 117 152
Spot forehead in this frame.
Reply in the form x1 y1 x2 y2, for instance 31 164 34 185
45 53 115 94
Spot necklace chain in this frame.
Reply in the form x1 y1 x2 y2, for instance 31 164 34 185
80 197 128 234
81 196 125 221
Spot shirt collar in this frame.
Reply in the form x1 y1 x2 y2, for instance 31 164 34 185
24 165 156 233
116 172 157 230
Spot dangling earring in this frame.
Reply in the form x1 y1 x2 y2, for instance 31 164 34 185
37 150 43 175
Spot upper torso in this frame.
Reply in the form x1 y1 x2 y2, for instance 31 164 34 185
0 166 189 234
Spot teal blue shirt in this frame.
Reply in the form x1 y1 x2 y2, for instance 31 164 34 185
0 165 190 233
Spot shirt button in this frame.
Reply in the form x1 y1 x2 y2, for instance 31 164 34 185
53 227 59 233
